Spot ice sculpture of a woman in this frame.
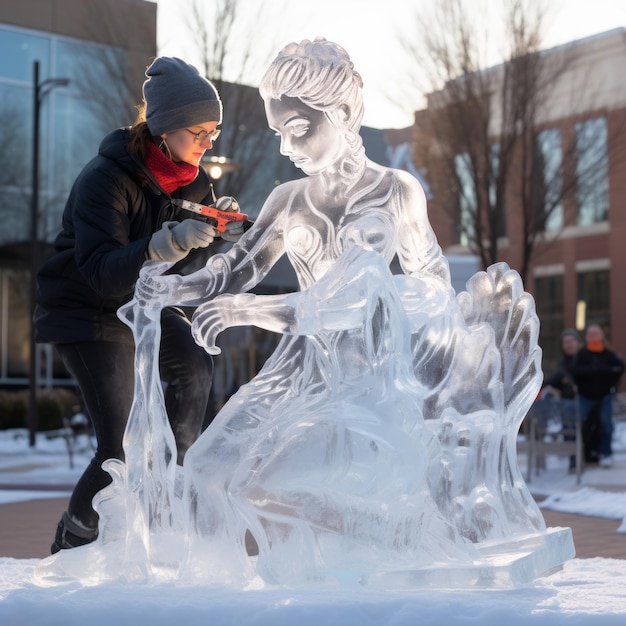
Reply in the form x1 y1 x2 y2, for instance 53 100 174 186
151 38 469 582
38 38 572 589
130 37 554 584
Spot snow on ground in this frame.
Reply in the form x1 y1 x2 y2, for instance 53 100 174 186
0 424 625 624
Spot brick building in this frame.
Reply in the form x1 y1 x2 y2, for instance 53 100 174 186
411 28 626 376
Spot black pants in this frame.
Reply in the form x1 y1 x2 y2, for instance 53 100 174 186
55 309 213 531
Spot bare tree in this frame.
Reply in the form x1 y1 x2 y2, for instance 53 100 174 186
184 0 298 213
401 0 625 282
71 0 157 133
0 104 25 189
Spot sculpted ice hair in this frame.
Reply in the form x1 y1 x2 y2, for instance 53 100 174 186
260 38 366 182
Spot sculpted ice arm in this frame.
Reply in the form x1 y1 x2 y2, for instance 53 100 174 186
337 170 453 333
192 249 373 353
394 171 451 283
134 188 288 309
392 171 455 326
191 292 301 354
191 275 368 354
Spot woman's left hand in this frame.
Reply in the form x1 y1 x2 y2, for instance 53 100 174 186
216 196 246 242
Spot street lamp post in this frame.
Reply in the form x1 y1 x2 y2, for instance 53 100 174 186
27 60 69 447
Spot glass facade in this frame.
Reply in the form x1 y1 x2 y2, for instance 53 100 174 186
0 23 131 385
454 145 504 246
535 269 612 378
489 143 506 238
0 24 132 246
577 269 611 332
0 28 49 81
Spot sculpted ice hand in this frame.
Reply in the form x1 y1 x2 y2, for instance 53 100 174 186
134 262 184 311
192 292 300 353
297 262 371 335
190 296 234 354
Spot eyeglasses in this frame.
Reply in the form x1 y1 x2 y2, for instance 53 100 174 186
184 128 221 144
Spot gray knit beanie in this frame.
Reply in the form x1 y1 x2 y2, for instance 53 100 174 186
561 328 581 342
143 57 223 135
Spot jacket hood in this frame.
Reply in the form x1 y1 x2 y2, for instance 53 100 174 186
98 127 133 162
98 128 159 191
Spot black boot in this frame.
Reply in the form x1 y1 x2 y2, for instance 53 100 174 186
51 511 98 554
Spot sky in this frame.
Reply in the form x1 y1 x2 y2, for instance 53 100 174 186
0 425 625 623
154 0 626 129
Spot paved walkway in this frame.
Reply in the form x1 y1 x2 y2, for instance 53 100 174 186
1 489 625 561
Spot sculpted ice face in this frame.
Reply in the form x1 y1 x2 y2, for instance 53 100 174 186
265 96 350 175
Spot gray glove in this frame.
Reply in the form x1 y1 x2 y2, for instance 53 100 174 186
148 220 217 262
215 195 240 213
215 196 245 243
222 220 245 243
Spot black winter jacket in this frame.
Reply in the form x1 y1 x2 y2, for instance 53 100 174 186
572 346 624 400
543 354 577 399
34 128 215 345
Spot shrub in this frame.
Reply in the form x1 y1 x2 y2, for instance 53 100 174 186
0 391 26 430
0 387 80 431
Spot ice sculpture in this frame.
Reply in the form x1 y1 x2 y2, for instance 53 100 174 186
35 38 574 589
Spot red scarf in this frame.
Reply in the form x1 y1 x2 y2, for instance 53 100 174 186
145 142 198 194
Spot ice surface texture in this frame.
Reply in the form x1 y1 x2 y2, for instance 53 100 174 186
35 38 573 589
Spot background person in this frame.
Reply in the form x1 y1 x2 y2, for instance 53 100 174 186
572 324 624 467
33 56 242 553
542 328 582 399
541 328 582 471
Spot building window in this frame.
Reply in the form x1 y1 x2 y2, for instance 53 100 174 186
577 269 610 332
489 143 506 238
533 128 563 232
454 145 504 246
575 117 609 226
534 274 564 377
454 152 476 246
0 27 49 81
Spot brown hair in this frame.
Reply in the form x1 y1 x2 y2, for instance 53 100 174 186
127 102 157 161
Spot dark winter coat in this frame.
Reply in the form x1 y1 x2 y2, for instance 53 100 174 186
544 354 578 399
572 346 625 400
34 127 215 345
